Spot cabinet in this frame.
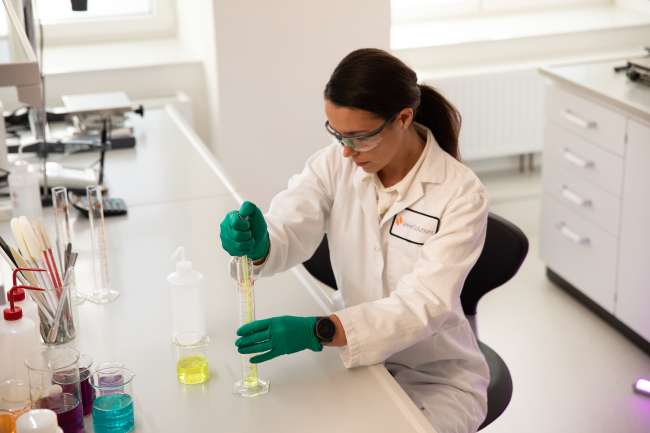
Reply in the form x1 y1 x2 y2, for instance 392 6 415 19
540 82 650 345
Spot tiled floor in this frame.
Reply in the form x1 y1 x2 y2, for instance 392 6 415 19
478 169 650 433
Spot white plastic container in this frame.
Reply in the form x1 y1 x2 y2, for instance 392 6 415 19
16 409 64 433
9 156 42 221
167 247 205 339
0 290 39 381
13 288 41 346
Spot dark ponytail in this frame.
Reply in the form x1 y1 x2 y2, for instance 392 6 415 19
324 48 461 161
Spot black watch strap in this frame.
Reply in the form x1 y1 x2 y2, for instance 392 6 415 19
314 316 336 345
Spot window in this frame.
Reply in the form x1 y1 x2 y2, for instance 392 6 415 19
36 0 152 22
391 0 612 22
37 0 175 45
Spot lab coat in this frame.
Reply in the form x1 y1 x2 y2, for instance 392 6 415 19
249 124 489 433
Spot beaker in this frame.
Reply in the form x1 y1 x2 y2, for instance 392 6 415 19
78 355 94 417
173 332 209 385
25 348 84 433
95 362 125 394
88 368 135 433
233 257 269 398
52 187 84 305
0 380 43 433
86 185 119 304
26 277 76 346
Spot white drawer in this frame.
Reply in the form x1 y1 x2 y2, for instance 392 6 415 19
545 85 626 157
541 157 621 237
544 122 624 197
540 194 618 314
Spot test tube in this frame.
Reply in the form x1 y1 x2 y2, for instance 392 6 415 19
52 186 85 305
86 186 120 304
233 257 269 398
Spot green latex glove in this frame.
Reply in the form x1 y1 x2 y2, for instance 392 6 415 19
236 316 323 363
219 201 269 260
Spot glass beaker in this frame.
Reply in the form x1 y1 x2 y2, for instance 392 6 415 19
52 187 84 305
78 355 94 417
173 332 209 385
86 185 119 304
95 362 125 394
233 257 269 398
26 278 76 346
88 368 135 433
25 348 84 433
0 380 43 433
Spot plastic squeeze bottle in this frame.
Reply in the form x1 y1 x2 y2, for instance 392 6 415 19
16 409 64 433
167 247 205 339
13 288 41 346
0 288 39 381
8 146 42 221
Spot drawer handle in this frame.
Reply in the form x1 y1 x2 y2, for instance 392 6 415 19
561 110 596 129
560 186 592 207
556 222 590 244
563 148 594 168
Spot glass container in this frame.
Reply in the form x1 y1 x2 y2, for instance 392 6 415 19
25 348 84 433
86 185 119 303
89 368 135 433
0 380 43 433
78 355 93 417
52 186 84 305
173 332 209 385
233 257 269 398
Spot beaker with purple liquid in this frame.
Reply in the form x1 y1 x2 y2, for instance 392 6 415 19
25 348 84 433
78 354 94 417
95 362 126 394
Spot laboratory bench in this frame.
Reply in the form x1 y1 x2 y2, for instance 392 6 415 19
539 59 650 355
0 107 436 432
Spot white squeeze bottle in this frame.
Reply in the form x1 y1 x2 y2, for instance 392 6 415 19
13 288 41 346
0 288 39 381
167 247 205 339
16 409 64 433
8 145 42 221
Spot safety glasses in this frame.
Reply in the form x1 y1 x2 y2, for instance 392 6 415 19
325 113 399 152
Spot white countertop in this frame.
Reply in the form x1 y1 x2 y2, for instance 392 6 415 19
539 58 650 122
1 107 436 432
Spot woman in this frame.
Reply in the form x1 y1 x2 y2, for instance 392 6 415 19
220 48 489 433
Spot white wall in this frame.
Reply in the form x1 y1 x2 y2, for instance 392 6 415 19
211 0 391 211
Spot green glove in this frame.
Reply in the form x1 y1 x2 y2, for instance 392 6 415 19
236 316 322 363
219 201 269 260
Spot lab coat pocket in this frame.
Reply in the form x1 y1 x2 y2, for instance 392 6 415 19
387 237 421 291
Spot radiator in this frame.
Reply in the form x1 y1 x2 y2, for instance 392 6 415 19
422 68 544 161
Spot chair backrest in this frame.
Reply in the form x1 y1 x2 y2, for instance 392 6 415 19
303 234 338 290
460 213 529 316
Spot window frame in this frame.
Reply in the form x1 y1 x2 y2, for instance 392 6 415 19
39 0 176 46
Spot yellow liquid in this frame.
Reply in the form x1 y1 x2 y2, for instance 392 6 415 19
242 363 258 388
177 356 209 384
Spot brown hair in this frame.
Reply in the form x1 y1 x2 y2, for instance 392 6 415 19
324 48 461 161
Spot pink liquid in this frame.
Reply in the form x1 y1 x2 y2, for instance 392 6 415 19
99 375 124 394
38 394 84 433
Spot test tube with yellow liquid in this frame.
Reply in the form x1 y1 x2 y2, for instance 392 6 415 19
233 256 270 397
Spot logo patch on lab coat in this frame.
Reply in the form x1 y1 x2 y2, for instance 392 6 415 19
389 208 439 245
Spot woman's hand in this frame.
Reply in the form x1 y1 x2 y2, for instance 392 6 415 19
219 201 269 260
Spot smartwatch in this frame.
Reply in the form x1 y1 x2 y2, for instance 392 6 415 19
314 316 336 346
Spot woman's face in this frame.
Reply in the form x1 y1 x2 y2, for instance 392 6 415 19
325 100 413 174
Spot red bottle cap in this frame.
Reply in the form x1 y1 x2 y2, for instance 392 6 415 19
4 305 22 321
13 288 25 302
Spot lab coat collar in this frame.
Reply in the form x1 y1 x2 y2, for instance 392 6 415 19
379 124 447 226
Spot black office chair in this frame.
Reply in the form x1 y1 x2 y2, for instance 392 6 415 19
303 213 528 430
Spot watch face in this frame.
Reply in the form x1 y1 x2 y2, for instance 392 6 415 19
317 318 336 340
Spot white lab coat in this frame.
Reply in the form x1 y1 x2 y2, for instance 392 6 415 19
250 124 489 433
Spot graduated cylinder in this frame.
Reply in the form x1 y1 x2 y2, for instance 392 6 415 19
233 257 269 398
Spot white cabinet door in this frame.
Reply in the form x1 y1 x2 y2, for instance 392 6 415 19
615 119 650 341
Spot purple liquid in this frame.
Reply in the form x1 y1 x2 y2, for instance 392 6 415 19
38 394 84 433
80 373 96 417
99 375 124 395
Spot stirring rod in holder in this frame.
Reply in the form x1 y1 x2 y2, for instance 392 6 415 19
86 185 120 304
233 214 269 398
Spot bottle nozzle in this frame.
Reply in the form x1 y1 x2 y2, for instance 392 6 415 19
171 247 192 275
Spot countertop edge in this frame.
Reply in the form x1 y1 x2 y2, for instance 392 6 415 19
539 66 650 123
